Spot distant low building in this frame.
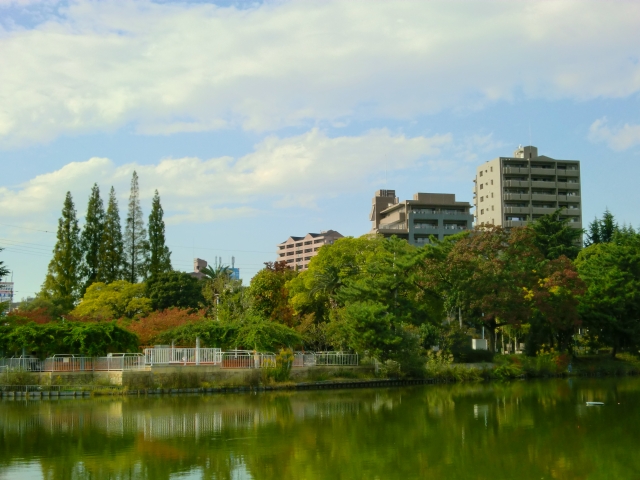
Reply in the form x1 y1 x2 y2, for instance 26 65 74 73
276 230 344 270
370 190 473 246
190 258 240 280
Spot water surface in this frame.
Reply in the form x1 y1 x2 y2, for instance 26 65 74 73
1 378 639 479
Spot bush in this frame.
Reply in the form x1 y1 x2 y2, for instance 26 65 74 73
272 348 293 382
124 308 206 345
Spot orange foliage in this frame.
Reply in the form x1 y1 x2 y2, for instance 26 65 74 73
6 308 53 325
124 308 206 345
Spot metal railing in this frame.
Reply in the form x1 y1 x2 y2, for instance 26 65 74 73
42 354 146 372
221 351 276 369
144 347 222 366
0 356 43 372
293 352 317 367
315 352 359 366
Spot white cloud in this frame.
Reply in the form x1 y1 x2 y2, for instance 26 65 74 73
0 128 452 226
589 117 640 151
1 0 640 146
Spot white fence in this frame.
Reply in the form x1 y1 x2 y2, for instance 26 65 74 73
0 350 358 372
144 347 222 366
315 352 359 366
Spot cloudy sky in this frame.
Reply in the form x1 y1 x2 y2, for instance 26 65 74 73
1 0 639 298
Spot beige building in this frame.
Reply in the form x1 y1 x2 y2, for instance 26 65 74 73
370 190 473 246
473 145 582 230
276 230 344 270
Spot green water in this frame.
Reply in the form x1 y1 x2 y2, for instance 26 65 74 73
1 378 639 479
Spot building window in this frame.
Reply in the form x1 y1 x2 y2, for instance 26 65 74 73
490 166 493 172
481 209 484 214
480 184 483 190
491 192 494 198
480 196 484 202
491 205 494 211
491 180 493 185
480 171 483 177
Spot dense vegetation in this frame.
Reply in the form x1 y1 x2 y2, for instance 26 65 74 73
3 187 640 379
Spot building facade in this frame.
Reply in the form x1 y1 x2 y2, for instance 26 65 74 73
473 145 582 230
370 190 473 246
276 230 344 270
0 280 13 307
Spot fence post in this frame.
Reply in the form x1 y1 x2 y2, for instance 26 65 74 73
196 337 200 366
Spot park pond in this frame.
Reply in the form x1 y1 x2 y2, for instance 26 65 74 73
1 377 639 479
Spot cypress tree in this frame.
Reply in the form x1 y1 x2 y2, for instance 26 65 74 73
123 171 149 283
41 191 83 312
98 186 125 283
147 189 172 277
80 183 105 293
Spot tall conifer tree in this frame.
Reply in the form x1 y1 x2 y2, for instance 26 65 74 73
123 171 149 283
98 186 125 283
41 191 82 312
80 183 105 293
147 189 172 277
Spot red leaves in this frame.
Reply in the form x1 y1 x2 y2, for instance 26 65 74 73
124 307 206 345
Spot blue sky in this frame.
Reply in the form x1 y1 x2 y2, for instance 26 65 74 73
1 0 639 299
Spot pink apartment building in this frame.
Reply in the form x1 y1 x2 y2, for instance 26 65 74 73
276 230 344 270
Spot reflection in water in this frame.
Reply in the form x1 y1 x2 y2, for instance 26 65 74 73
1 378 640 479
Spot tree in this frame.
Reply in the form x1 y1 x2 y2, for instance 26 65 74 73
147 190 172 277
146 271 204 311
576 231 640 357
0 247 9 279
529 208 582 260
98 187 125 283
123 171 149 283
80 183 105 293
41 192 83 313
586 209 618 246
125 307 206 345
249 261 298 326
72 280 152 320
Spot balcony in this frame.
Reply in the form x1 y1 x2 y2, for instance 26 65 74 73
557 194 580 202
504 180 529 188
560 208 581 216
532 207 558 215
378 222 407 232
530 167 556 176
531 194 557 201
564 182 580 190
504 220 529 228
414 223 439 230
559 169 579 177
443 224 468 231
531 181 557 189
503 167 529 175
504 193 530 201
504 207 529 214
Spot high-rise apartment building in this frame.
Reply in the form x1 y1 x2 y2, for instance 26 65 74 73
473 145 582 230
370 190 473 246
276 230 344 270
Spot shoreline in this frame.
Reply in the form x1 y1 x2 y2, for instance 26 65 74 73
2 370 639 399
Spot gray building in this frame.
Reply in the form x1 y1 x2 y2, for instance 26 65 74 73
277 230 344 270
370 190 473 246
473 145 582 231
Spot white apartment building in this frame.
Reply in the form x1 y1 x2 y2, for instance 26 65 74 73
473 145 582 230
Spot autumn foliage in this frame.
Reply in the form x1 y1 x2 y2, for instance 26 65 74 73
124 307 206 345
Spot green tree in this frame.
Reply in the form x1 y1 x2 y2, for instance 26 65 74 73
249 261 298 326
147 190 172 277
146 271 204 311
586 209 618 246
41 192 83 313
80 183 105 293
72 280 152 320
576 231 640 357
0 247 9 279
97 187 125 283
123 171 149 283
529 208 582 260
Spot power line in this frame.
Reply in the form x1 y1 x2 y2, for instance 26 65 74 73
0 222 56 234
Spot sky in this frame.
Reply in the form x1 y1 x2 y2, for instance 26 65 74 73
1 0 639 299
